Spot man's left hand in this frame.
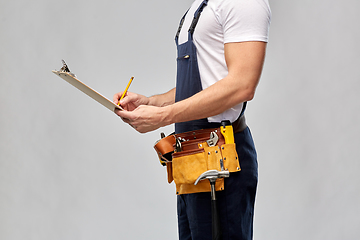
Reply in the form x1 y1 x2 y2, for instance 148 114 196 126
115 105 169 133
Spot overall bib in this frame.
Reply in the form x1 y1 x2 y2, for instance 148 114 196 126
174 1 258 239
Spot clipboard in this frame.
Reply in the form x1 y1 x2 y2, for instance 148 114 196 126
52 61 123 112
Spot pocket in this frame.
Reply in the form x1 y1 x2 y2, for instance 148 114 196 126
203 145 223 171
172 149 207 185
180 138 208 151
177 54 190 60
220 143 241 172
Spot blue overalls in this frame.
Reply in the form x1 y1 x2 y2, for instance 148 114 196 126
174 1 258 239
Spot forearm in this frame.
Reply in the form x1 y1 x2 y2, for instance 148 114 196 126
164 41 266 125
164 75 257 125
115 42 266 134
148 88 176 107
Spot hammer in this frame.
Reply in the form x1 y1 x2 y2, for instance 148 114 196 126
195 170 230 240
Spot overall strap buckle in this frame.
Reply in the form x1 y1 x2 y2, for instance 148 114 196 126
188 0 208 36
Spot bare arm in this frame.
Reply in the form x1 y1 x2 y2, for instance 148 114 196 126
116 41 267 133
166 41 266 123
148 88 176 107
113 88 175 110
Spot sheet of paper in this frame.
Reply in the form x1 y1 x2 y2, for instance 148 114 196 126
52 70 123 112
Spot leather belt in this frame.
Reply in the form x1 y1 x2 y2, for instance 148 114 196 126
154 115 247 165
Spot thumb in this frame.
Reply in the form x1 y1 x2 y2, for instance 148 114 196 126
119 93 136 106
113 92 124 104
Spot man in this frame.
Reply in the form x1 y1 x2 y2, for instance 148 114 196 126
114 0 271 239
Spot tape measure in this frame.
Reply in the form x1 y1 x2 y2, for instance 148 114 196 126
220 120 234 144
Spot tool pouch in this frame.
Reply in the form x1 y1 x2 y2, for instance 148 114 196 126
154 128 241 195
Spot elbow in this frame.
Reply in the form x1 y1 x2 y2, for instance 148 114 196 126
231 87 256 104
234 77 259 102
232 88 255 104
243 88 256 102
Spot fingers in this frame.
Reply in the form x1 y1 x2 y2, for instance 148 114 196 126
121 117 131 124
119 92 137 105
114 108 122 116
113 91 135 106
116 111 140 130
115 109 132 121
113 92 123 104
113 97 161 133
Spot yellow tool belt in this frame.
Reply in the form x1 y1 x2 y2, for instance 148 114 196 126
154 127 242 195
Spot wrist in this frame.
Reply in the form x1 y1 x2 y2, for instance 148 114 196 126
161 105 175 126
147 95 158 106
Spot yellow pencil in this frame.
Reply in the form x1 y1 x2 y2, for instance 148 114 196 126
118 76 134 106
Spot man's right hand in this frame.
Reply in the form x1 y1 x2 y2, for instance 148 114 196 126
113 91 150 111
112 88 176 133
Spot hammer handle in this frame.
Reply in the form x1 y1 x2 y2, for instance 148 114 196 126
211 198 222 240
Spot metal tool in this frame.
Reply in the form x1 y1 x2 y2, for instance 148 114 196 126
175 138 182 152
60 59 71 72
195 170 230 240
59 59 76 77
206 132 225 170
206 131 219 147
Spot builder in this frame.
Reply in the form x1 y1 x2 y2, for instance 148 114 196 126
114 0 271 239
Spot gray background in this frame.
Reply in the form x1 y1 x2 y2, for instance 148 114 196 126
1 0 359 239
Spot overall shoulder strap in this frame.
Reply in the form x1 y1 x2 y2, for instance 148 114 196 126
175 0 209 43
175 10 189 44
188 0 209 37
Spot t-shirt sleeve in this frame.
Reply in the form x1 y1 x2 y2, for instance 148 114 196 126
217 0 271 43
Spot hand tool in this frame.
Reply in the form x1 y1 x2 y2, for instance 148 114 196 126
206 131 219 147
195 170 230 240
175 138 182 153
206 132 224 170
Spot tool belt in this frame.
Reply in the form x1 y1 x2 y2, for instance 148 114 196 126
154 115 247 195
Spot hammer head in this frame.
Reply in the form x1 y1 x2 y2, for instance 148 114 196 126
194 170 230 185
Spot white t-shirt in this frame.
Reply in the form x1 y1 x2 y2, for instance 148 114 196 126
178 0 271 122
